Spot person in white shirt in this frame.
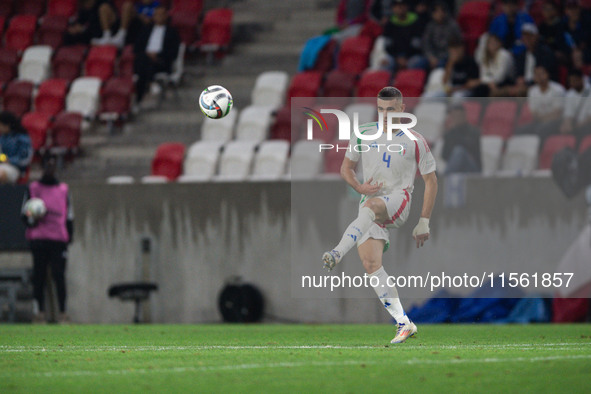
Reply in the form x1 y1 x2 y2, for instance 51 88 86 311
560 69 591 143
475 34 514 96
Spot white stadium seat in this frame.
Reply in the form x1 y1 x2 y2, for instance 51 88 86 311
291 140 324 179
66 77 102 118
141 175 168 183
215 140 258 181
18 46 53 85
412 101 447 142
251 71 289 109
480 135 504 176
201 108 238 142
251 140 290 180
344 103 375 126
106 175 135 184
500 135 540 175
235 105 274 143
182 141 224 181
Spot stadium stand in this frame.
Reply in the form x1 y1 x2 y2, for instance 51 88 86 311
251 71 289 109
235 105 274 143
2 80 34 117
324 141 348 174
251 140 290 180
52 45 87 82
37 14 69 49
500 135 541 174
291 140 324 179
180 140 224 182
5 15 38 52
356 70 391 99
84 45 118 81
151 142 186 180
34 78 68 116
539 135 576 169
457 0 492 54
0 48 19 86
195 8 233 57
337 36 373 75
21 111 51 153
287 71 323 104
201 109 238 143
16 0 46 17
66 77 102 119
170 0 203 45
413 102 447 142
49 111 83 155
47 0 77 17
18 45 53 85
480 100 518 139
216 140 257 181
480 135 504 175
344 102 375 125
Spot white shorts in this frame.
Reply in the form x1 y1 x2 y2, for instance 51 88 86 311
357 189 412 251
0 163 20 183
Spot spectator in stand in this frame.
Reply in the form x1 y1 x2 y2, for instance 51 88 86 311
63 0 120 46
382 0 425 72
23 155 74 324
415 1 462 70
563 0 591 69
560 69 591 141
111 0 161 47
337 0 372 28
442 104 481 174
509 23 556 96
539 0 573 66
133 6 180 104
474 34 514 96
489 0 534 55
516 65 565 143
0 112 32 184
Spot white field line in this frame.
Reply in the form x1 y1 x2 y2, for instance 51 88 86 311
2 354 591 379
0 342 590 352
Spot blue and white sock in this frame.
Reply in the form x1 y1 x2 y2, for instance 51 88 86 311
333 206 375 258
369 266 409 324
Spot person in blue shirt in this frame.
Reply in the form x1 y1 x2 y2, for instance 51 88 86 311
0 111 32 184
489 0 534 55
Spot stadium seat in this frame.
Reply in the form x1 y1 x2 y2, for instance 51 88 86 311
49 111 82 154
251 71 289 109
539 135 576 169
52 45 87 82
251 140 290 180
118 45 134 79
500 135 541 174
359 19 383 43
324 141 348 174
357 70 391 99
337 36 373 75
151 142 186 180
15 0 45 16
37 15 68 49
322 70 357 98
528 0 545 25
312 39 337 73
235 105 274 143
481 100 518 139
84 45 118 81
216 140 258 181
457 0 491 54
181 140 224 181
517 102 533 126
106 175 135 184
269 106 296 142
0 48 19 86
287 71 323 105
392 69 426 99
66 77 102 118
344 103 376 126
5 15 37 52
99 77 134 120
21 112 52 152
2 80 34 117
462 100 482 126
480 135 504 175
579 135 591 153
170 0 204 45
47 0 77 17
18 45 53 85
413 102 447 142
34 78 68 116
291 140 324 179
201 108 238 142
195 8 233 54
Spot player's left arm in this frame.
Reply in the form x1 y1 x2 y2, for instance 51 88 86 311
413 171 438 248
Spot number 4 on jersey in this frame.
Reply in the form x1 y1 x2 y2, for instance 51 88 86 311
382 152 391 168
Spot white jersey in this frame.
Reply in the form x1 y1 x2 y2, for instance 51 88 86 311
344 122 436 196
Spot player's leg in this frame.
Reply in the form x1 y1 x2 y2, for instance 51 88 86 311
322 197 389 271
31 243 49 323
49 242 68 319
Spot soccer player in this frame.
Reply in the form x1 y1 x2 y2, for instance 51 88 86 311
322 87 437 344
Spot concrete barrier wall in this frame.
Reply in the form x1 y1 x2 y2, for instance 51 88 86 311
6 177 586 323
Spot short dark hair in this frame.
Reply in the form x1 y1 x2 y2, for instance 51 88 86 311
377 87 403 100
432 1 449 13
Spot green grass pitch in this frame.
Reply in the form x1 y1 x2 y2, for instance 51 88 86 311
1 324 590 393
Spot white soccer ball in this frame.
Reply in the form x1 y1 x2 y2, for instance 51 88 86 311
199 85 233 119
25 198 47 219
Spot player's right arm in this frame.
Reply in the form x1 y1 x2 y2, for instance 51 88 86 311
340 157 382 195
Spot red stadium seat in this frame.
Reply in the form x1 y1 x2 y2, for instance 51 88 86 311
481 100 518 139
0 48 19 86
151 142 186 180
2 80 34 117
52 45 87 82
312 39 337 73
287 71 323 105
462 100 482 126
84 45 117 81
337 36 373 75
5 15 38 52
517 103 532 126
50 111 82 153
539 135 576 169
324 141 348 173
15 0 45 16
47 0 77 17
359 20 383 43
457 0 491 54
118 45 134 78
357 70 391 99
22 112 52 152
528 0 545 25
322 70 357 97
99 77 134 117
171 0 203 13
170 0 204 45
196 8 233 53
578 135 591 154
37 15 68 49
393 69 426 98
270 106 294 142
35 78 69 116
